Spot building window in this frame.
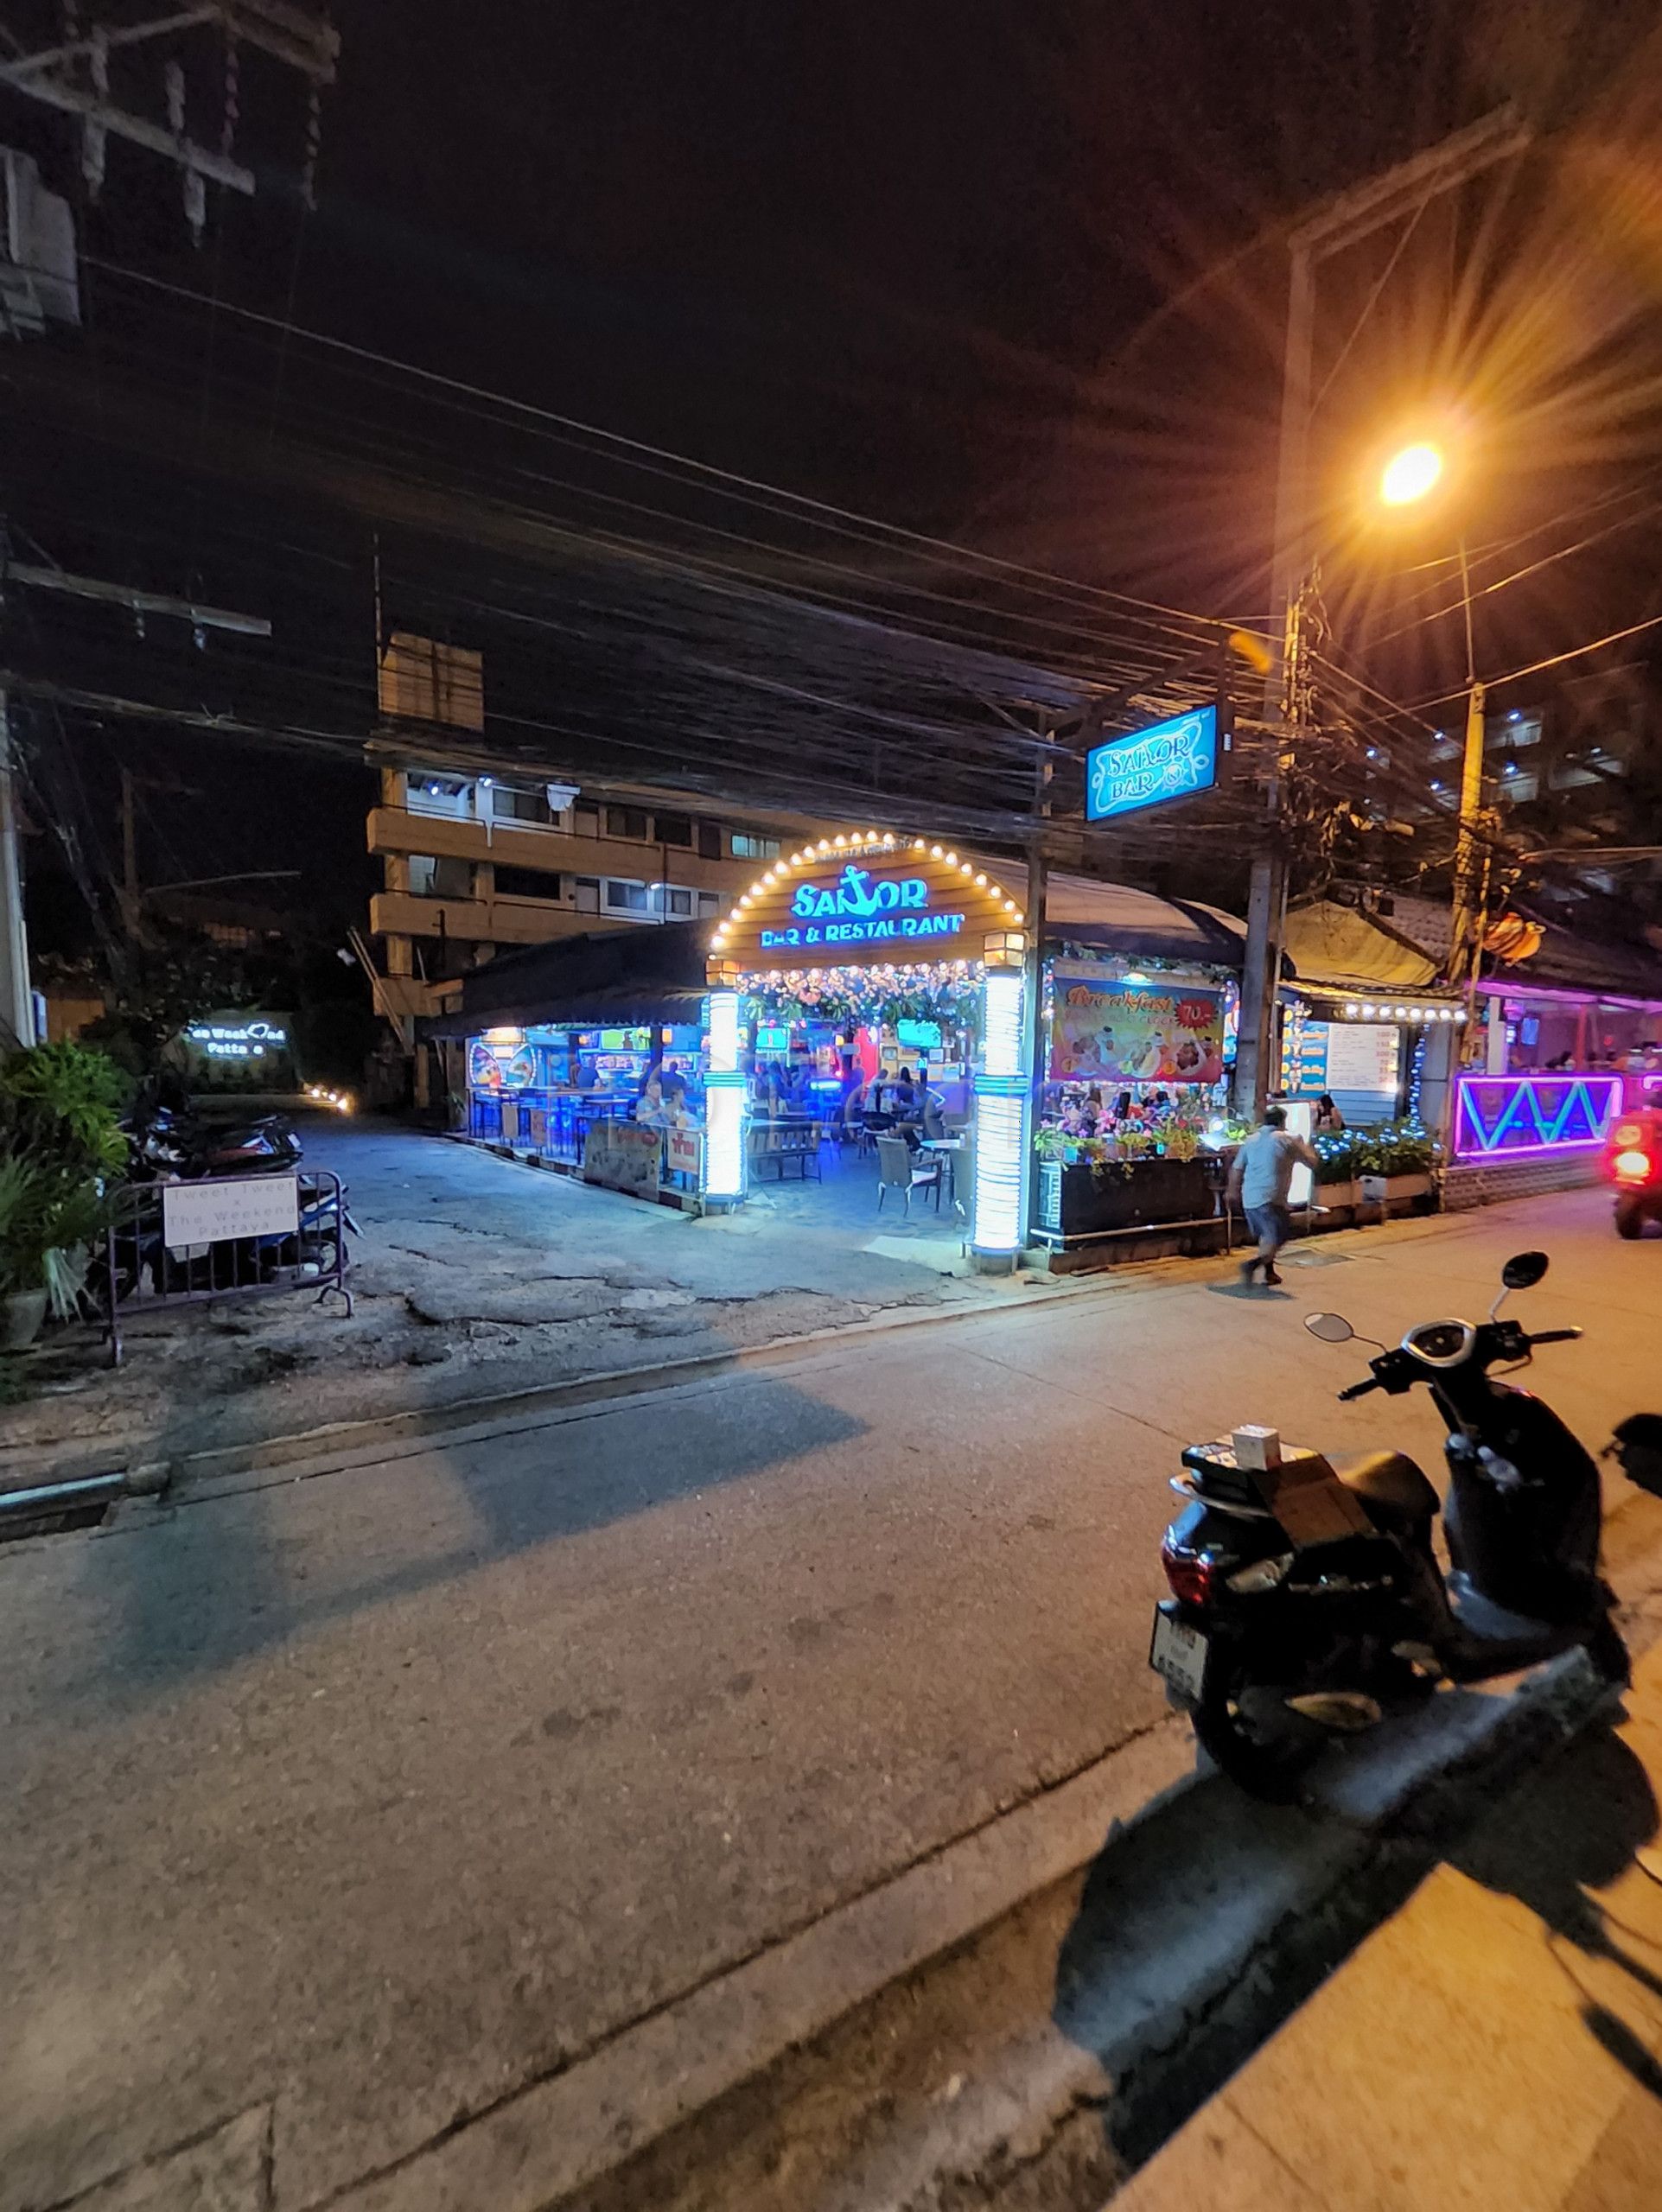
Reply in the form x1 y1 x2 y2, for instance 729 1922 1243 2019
655 812 692 848
489 784 551 824
408 855 475 899
696 890 722 918
406 772 474 821
652 884 694 918
574 876 601 913
697 822 723 861
731 832 780 861
1487 713 1543 753
605 879 650 912
574 803 602 837
607 806 650 841
493 863 564 901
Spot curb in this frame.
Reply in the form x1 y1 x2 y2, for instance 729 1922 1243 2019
0 1261 1147 1503
0 1171 1595 1503
319 1646 1612 2212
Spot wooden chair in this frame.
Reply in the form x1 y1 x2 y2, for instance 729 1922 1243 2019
876 1135 943 1216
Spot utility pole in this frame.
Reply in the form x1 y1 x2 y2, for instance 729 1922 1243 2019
1 561 271 988
1448 537 1488 997
0 7 330 1038
0 5 336 239
1233 105 1531 1119
0 692 31 1047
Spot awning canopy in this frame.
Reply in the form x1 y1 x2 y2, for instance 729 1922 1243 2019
423 873 1263 1043
1042 875 1251 968
1491 918 1662 1004
1282 896 1662 1008
1281 901 1442 995
422 921 713 1039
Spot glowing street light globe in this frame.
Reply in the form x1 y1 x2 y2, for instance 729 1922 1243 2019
1380 442 1444 507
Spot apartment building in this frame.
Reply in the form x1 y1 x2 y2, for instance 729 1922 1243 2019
366 632 825 1036
1424 691 1644 822
368 755 806 1012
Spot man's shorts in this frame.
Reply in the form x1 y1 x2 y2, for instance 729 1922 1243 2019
1245 1201 1292 1250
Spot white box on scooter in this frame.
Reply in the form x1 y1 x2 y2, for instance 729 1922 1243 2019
1232 1424 1283 1471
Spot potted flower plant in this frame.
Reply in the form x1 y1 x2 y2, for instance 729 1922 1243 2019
1313 1129 1362 1210
0 1042 128 1349
1357 1120 1439 1206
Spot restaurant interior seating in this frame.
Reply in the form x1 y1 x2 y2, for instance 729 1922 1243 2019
876 1134 944 1214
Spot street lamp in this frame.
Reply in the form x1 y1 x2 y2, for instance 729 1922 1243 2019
1379 441 1443 507
1234 106 1529 1120
1373 436 1487 995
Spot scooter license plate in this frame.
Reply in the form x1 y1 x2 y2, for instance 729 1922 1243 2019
1149 1607 1209 1703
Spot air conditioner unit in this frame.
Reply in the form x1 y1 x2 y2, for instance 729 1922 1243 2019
0 149 79 338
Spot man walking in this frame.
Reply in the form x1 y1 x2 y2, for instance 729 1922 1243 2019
1227 1104 1318 1287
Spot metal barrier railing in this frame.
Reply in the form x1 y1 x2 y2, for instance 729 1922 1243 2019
102 1169 353 1367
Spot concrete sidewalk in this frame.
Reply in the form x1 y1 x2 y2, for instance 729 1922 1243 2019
1114 1643 1662 2212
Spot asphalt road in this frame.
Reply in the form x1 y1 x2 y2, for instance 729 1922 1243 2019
4 1185 1659 2210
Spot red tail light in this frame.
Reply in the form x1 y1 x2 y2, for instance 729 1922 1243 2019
1161 1532 1217 1608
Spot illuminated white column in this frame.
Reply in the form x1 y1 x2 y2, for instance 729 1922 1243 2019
972 967 1027 1257
703 988 747 1206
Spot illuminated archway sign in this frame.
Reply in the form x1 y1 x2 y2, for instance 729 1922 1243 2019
703 831 1030 1255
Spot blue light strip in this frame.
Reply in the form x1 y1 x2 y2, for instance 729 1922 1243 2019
972 970 1027 1255
703 991 748 1202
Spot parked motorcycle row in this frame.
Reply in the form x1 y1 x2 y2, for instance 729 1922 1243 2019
102 1103 359 1304
1151 1248 1658 1797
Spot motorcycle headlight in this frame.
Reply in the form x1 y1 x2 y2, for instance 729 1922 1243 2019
1228 1553 1295 1594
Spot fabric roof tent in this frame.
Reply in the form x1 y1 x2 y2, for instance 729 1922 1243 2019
1281 900 1441 995
1041 874 1252 966
1283 896 1662 1007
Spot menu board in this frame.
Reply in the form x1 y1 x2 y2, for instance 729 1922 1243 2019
1323 1023 1401 1095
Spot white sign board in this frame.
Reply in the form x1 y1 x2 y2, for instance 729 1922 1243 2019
1282 1099 1315 1207
162 1174 300 1251
1324 1022 1401 1096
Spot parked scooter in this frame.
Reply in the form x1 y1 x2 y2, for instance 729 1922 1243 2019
129 1103 302 1180
101 1170 356 1304
1150 1250 1628 1796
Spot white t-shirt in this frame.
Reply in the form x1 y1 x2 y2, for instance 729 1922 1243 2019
1237 1126 1314 1208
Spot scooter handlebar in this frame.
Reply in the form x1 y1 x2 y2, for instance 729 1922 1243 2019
1526 1327 1582 1345
1338 1377 1381 1401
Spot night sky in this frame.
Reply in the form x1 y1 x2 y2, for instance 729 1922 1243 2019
5 0 1662 945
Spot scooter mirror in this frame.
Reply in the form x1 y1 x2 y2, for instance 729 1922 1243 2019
1304 1311 1355 1344
1501 1250 1549 1291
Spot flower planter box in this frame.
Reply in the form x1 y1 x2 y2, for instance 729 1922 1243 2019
1314 1180 1360 1210
1359 1171 1435 1205
1049 1156 1213 1236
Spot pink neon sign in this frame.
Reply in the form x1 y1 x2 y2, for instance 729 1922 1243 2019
1453 1072 1622 1160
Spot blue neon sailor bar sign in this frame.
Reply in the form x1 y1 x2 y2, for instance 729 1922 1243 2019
1086 703 1221 823
761 862 964 950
